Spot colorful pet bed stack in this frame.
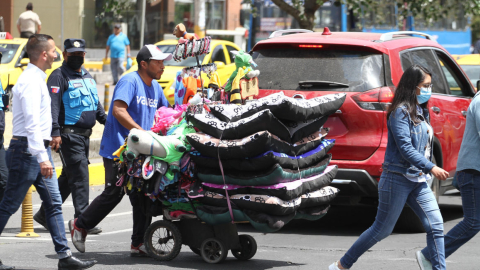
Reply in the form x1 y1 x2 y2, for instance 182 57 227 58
185 92 346 232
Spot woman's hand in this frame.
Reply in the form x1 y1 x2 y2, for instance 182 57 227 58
431 166 449 180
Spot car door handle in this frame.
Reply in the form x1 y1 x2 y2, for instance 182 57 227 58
431 106 441 113
461 111 467 117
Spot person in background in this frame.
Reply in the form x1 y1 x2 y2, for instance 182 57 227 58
33 39 106 235
105 24 130 85
329 64 449 270
415 80 480 270
16 2 41 38
69 45 170 257
0 48 8 205
0 34 96 270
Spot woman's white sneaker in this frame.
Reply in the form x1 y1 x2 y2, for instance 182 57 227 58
415 251 433 270
328 261 349 270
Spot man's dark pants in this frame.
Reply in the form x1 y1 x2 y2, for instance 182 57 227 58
76 157 152 246
20 31 34 38
0 134 8 203
38 133 90 219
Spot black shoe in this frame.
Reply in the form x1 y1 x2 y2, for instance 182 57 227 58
87 227 102 235
0 259 15 270
58 256 96 270
33 211 49 231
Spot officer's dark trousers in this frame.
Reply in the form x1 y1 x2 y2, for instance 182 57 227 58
39 133 90 219
76 157 152 246
0 134 8 203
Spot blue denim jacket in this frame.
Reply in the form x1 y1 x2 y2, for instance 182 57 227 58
383 105 435 177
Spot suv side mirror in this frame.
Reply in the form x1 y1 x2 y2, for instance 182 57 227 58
214 61 225 69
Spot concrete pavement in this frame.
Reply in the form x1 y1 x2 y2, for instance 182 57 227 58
0 189 478 269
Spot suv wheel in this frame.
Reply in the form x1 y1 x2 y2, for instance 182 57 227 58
396 156 440 233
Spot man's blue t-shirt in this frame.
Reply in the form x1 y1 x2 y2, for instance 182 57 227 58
107 32 130 58
99 71 169 159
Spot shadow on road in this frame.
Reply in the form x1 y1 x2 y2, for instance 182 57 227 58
47 251 303 269
236 194 465 237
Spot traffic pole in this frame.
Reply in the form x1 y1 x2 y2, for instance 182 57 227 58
104 83 110 112
16 186 40 238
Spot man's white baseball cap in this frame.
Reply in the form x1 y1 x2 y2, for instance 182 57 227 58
136 44 172 62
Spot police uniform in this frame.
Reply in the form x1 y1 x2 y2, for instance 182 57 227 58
35 39 107 227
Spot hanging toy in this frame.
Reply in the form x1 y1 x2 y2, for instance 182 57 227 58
125 129 187 165
173 23 196 41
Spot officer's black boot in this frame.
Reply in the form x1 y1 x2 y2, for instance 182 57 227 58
33 208 49 231
0 259 15 270
58 256 96 270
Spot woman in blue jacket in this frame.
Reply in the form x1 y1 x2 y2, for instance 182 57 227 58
329 64 449 270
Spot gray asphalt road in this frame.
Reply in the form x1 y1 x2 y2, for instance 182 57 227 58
0 188 477 270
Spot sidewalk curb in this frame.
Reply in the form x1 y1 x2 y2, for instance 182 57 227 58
31 163 105 192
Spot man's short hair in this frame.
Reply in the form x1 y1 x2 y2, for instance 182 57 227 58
138 59 150 70
27 34 54 62
26 2 33 10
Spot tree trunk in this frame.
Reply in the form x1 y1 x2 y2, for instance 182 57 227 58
270 0 323 30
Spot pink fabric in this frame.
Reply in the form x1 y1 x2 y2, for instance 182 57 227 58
151 105 189 134
170 210 193 218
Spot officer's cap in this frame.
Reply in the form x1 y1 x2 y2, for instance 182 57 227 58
114 24 121 29
64 38 86 53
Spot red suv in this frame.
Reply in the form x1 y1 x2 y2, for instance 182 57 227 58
252 29 475 231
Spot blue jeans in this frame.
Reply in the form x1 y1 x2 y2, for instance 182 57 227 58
0 139 71 259
340 171 445 269
421 171 480 261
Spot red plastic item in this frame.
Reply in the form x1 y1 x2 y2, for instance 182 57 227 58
322 27 332 35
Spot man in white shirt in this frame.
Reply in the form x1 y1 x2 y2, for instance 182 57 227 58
0 34 96 270
17 2 41 38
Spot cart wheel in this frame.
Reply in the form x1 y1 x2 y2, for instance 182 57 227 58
189 245 201 256
144 220 182 261
231 234 257 261
200 238 228 264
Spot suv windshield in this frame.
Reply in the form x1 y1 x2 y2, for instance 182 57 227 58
252 48 384 92
157 45 205 67
0 44 20 64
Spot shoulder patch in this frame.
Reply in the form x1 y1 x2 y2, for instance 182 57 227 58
51 86 60 93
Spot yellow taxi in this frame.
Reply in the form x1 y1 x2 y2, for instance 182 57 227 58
124 39 241 104
0 38 64 98
452 54 480 91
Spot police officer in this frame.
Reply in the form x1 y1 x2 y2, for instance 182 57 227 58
33 39 107 234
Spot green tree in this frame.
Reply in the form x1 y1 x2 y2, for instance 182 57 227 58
269 0 480 30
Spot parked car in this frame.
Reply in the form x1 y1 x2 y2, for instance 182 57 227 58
0 38 64 107
452 54 480 91
124 39 241 105
253 29 476 231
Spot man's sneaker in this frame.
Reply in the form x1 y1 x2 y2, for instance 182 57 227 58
131 243 149 257
328 261 349 270
33 211 49 231
68 219 87 253
415 251 433 270
87 227 102 234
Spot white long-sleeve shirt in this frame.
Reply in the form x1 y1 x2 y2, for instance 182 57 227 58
12 63 52 163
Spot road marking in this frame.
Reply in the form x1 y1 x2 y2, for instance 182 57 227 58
0 236 96 242
33 211 133 229
89 229 132 237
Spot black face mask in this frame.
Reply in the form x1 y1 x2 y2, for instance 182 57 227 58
66 55 84 70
